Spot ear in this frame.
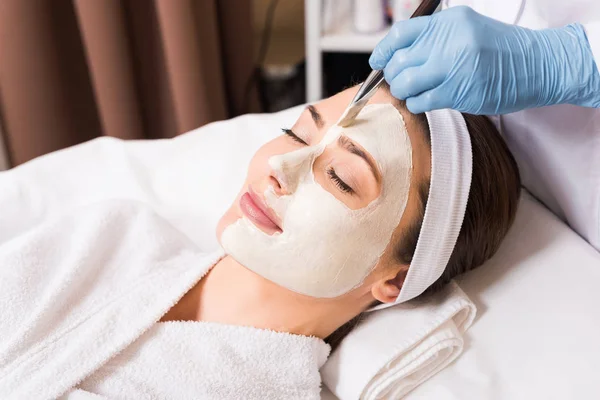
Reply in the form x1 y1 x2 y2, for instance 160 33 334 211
371 267 408 304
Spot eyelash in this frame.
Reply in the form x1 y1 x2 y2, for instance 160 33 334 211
328 168 353 194
282 128 308 145
282 128 353 195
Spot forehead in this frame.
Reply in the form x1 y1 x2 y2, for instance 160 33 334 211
324 104 409 169
310 85 431 177
314 85 409 132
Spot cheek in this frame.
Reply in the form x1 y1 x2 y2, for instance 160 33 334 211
216 137 292 240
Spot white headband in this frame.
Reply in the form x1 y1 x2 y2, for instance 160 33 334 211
371 108 472 311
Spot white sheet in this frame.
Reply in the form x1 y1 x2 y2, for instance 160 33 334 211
407 191 600 399
2 106 600 399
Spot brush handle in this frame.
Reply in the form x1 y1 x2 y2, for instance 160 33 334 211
342 0 442 124
411 0 441 18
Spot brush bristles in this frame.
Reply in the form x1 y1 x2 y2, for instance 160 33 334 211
337 105 362 127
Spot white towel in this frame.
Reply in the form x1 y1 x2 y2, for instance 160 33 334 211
70 321 329 400
0 200 223 399
321 281 476 399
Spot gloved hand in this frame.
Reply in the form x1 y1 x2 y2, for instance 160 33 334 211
369 6 600 115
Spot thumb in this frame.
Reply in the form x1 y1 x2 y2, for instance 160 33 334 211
406 87 450 114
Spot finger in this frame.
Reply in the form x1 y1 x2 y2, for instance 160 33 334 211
383 47 428 84
389 63 445 101
406 87 451 114
369 16 430 70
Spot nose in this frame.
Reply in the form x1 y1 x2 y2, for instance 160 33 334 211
267 147 314 195
268 173 285 195
268 157 299 195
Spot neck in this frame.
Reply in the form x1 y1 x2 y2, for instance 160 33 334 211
188 255 369 339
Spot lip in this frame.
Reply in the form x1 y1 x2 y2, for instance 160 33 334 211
239 189 282 234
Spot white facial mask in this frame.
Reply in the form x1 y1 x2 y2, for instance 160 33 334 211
221 104 412 298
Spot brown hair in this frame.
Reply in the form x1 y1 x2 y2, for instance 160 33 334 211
326 98 521 351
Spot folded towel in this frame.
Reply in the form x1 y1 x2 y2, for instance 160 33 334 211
321 281 476 399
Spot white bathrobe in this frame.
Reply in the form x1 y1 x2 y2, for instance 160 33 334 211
0 200 330 400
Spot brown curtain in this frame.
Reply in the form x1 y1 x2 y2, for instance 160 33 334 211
0 0 259 166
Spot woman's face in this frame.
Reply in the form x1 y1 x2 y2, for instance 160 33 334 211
217 86 431 300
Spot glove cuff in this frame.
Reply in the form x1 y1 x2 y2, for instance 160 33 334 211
545 24 600 108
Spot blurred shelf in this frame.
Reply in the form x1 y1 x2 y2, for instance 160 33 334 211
320 23 389 53
305 0 391 101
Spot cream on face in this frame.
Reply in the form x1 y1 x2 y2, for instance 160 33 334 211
221 104 413 298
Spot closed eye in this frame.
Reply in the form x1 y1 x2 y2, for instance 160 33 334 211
282 128 308 145
327 168 354 194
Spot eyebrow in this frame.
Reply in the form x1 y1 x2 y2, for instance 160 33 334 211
337 136 381 183
307 105 324 129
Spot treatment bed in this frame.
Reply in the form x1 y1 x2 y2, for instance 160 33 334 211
1 107 599 399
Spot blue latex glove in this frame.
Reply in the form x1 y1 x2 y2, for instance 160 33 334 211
369 6 600 115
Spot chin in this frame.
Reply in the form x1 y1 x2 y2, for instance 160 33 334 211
216 212 231 244
216 180 251 243
216 198 242 244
